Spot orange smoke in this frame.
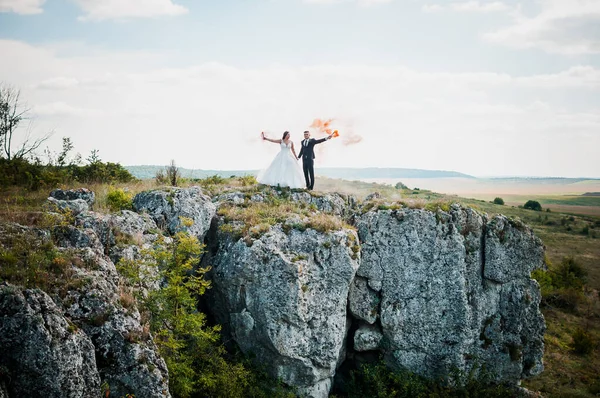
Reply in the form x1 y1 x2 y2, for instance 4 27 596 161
309 118 362 146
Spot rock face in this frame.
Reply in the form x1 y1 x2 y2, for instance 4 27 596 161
54 220 170 398
133 187 216 240
0 285 100 397
352 204 545 382
206 221 360 397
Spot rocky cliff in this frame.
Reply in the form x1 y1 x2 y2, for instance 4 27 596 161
0 186 545 397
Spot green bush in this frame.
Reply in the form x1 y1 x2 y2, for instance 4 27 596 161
571 328 595 356
0 157 135 189
523 200 542 211
395 182 408 189
341 361 516 398
532 257 588 311
493 197 504 205
106 188 133 212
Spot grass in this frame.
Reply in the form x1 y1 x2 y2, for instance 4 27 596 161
217 193 353 240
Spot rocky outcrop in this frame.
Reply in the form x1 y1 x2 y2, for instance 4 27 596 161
0 186 547 398
133 187 216 240
54 219 170 398
206 220 360 397
0 285 100 397
50 188 96 205
352 204 545 382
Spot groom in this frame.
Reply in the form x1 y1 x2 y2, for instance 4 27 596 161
298 130 333 190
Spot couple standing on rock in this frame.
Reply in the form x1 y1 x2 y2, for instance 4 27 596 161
257 130 334 190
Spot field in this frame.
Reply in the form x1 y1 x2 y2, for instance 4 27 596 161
1 175 599 397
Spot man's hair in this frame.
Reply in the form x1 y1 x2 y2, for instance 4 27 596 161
303 131 310 134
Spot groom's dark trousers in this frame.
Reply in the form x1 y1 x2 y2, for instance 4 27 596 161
298 137 327 190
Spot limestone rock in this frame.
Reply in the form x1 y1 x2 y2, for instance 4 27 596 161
46 197 89 215
484 216 545 283
50 188 96 206
354 204 545 383
61 249 170 398
133 186 216 240
0 285 100 397
289 192 349 216
354 324 383 352
348 276 379 324
206 220 360 397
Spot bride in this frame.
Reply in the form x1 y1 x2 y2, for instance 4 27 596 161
257 131 305 189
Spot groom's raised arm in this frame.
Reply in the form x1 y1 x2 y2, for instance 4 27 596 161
314 137 328 145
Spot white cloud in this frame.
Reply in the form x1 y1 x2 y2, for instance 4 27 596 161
0 39 598 177
72 0 188 21
0 0 45 14
483 0 600 54
35 77 80 90
422 4 444 13
303 0 391 5
423 1 509 13
33 101 102 117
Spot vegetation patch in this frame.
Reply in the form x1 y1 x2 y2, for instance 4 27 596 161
337 360 517 398
217 199 352 241
0 224 87 297
106 188 133 212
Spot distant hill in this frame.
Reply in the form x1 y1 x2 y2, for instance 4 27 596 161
583 192 600 196
125 166 475 180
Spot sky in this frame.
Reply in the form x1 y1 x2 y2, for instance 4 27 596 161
0 0 599 178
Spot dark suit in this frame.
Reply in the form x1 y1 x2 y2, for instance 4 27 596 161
298 137 327 190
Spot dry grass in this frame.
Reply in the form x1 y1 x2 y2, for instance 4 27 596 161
218 198 353 239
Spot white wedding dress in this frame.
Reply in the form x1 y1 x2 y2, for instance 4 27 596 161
257 141 305 189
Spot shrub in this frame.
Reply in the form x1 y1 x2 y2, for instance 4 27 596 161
395 182 408 189
532 257 588 311
523 200 542 211
581 225 590 236
571 328 595 355
239 175 257 187
341 361 516 398
0 157 134 189
106 188 133 212
493 197 504 205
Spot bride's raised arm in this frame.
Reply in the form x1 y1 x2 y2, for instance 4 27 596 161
261 132 281 144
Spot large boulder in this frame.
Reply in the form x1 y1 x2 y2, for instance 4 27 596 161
133 187 216 240
50 188 96 206
352 204 545 383
0 285 100 398
205 221 360 398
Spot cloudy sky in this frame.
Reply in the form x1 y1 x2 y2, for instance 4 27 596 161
1 0 599 177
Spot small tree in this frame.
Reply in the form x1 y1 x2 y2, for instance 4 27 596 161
395 182 408 190
0 83 51 160
493 197 504 205
524 200 542 211
166 159 180 187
